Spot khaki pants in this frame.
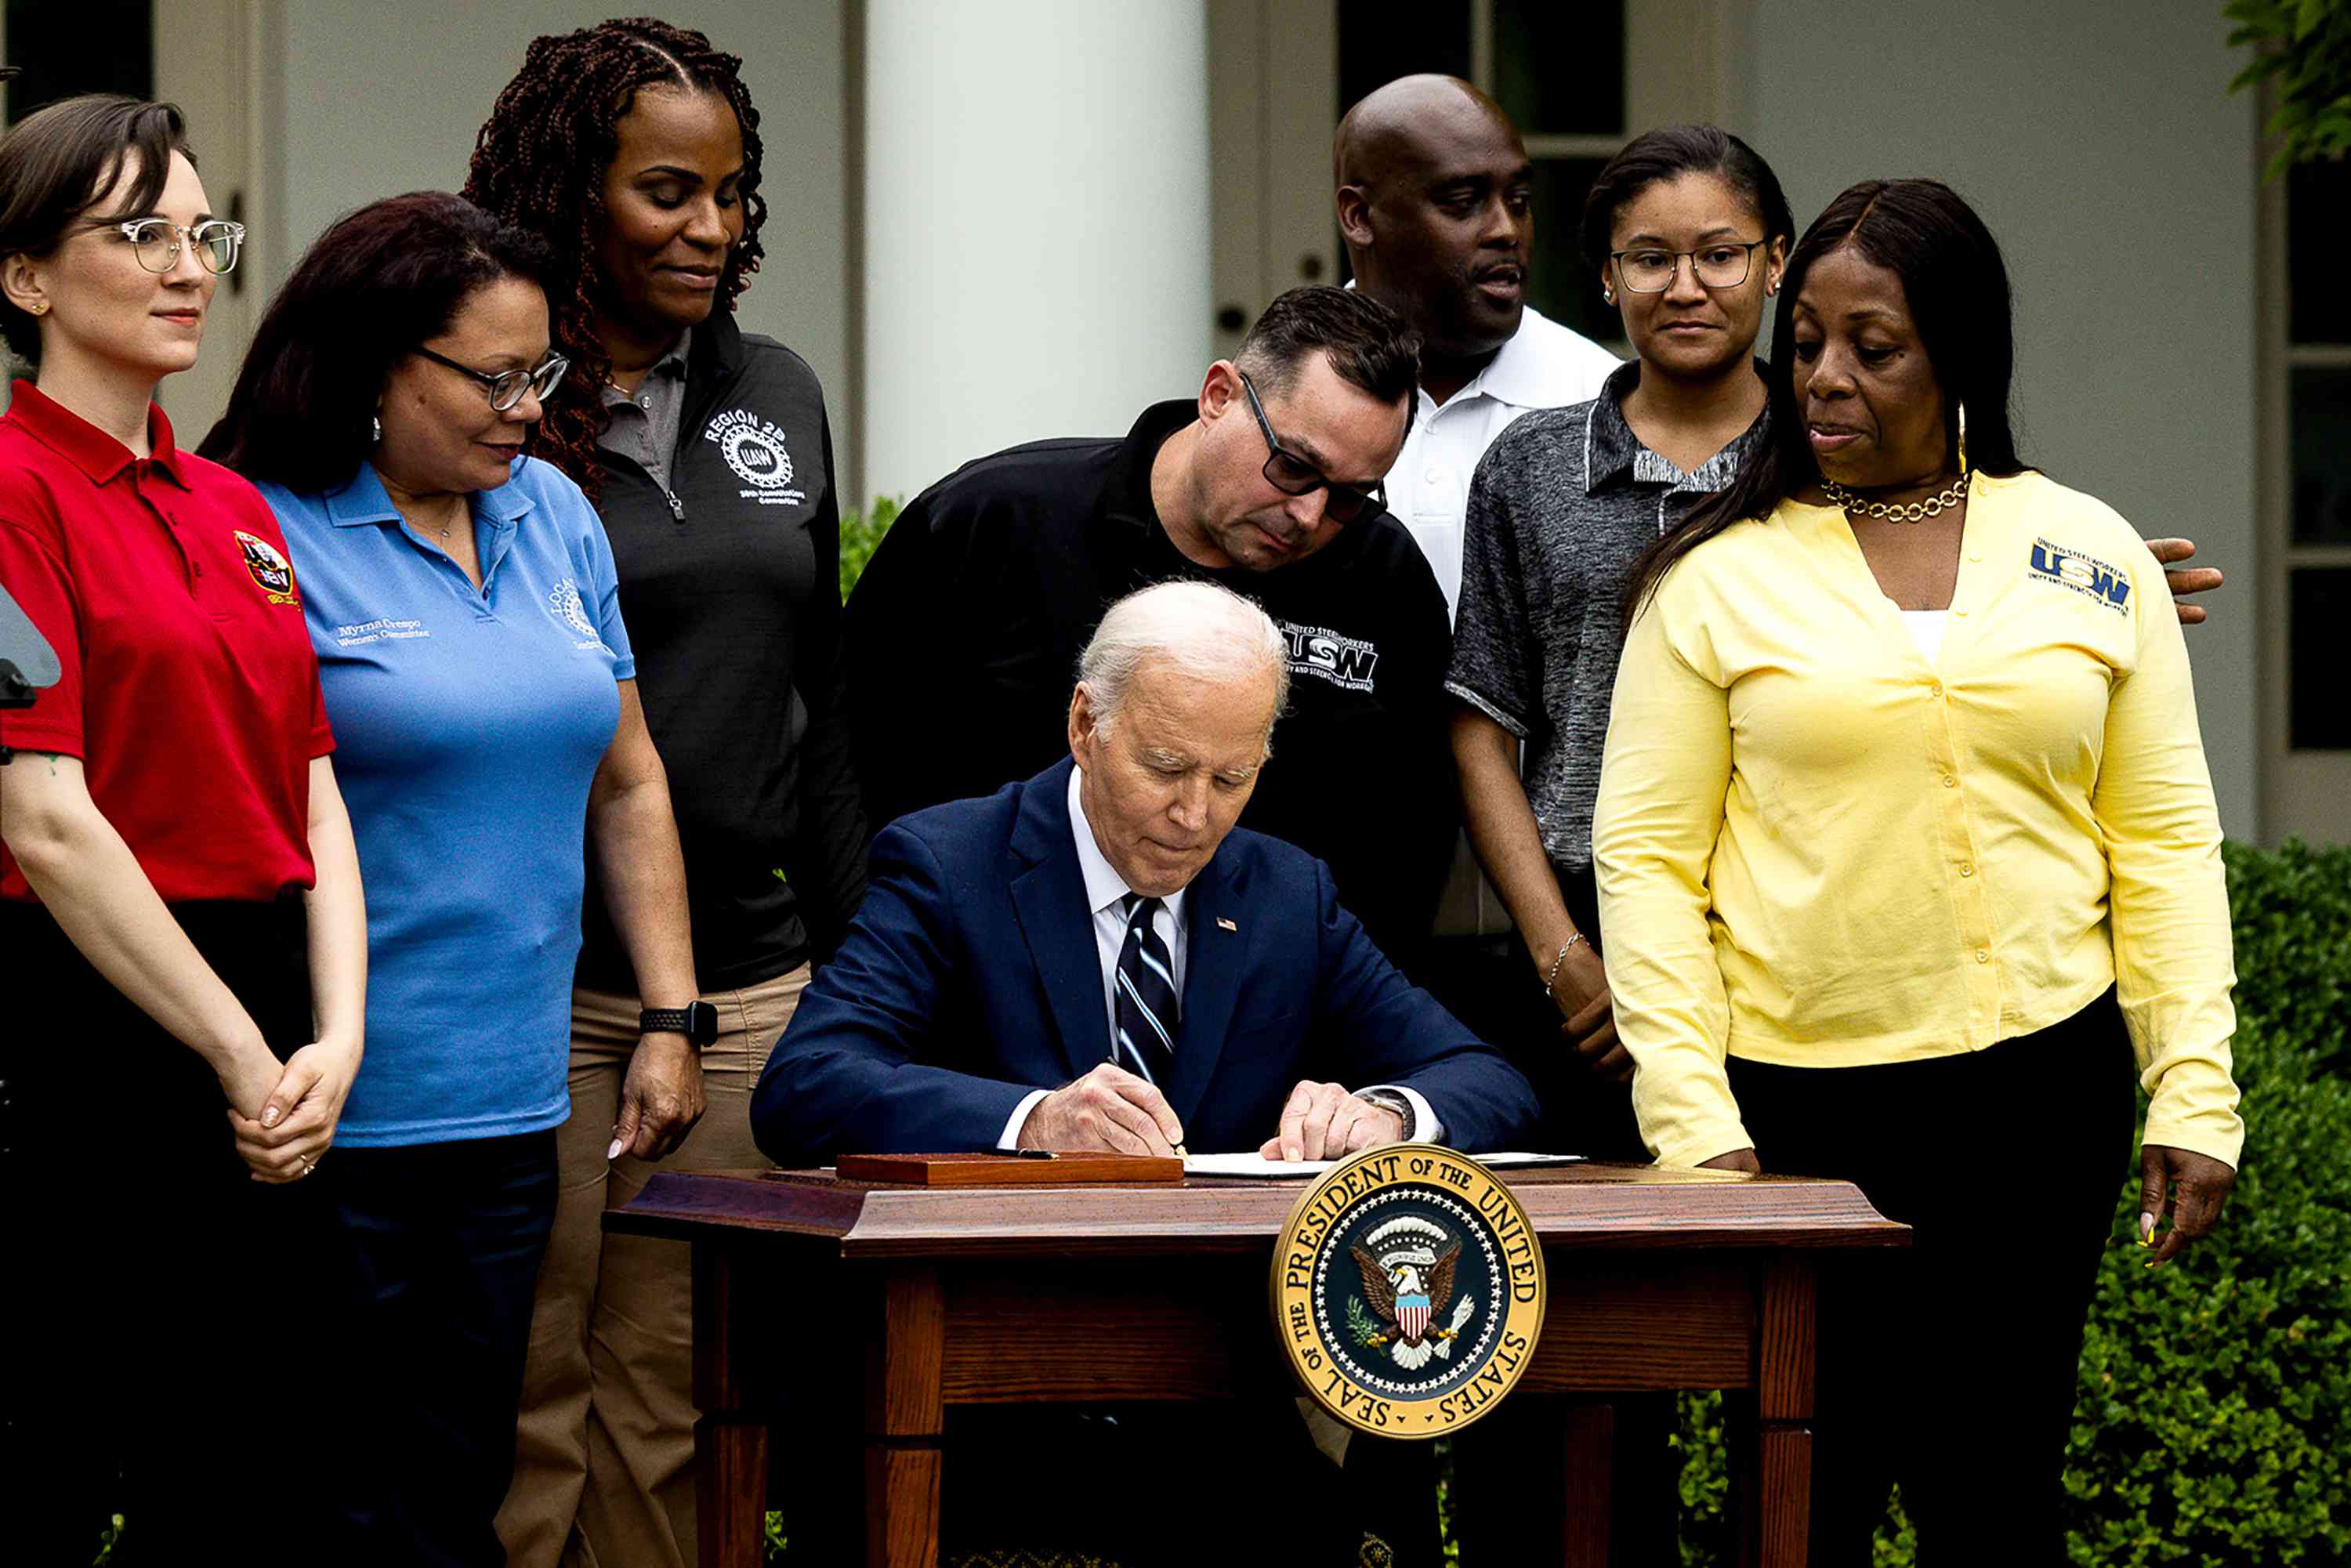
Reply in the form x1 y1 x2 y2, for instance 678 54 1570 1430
498 965 810 1568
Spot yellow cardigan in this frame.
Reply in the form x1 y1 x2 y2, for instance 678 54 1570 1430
1592 471 2243 1169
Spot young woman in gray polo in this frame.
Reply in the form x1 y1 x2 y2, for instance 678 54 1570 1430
1446 126 1792 1156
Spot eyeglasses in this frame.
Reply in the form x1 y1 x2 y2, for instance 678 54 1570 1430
1609 239 1769 294
98 218 247 275
412 347 571 413
1236 369 1385 525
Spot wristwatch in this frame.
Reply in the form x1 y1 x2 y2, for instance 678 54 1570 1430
1355 1087 1415 1136
639 1001 719 1046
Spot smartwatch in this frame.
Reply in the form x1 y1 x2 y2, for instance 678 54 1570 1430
639 1001 719 1047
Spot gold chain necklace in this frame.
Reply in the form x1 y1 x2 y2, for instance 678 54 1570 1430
1821 470 1970 524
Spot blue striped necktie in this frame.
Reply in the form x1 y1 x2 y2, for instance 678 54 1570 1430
1114 894 1179 1087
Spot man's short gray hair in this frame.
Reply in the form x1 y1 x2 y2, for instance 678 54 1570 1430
1077 581 1291 745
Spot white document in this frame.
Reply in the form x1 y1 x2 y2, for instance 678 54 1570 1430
1180 1150 1586 1179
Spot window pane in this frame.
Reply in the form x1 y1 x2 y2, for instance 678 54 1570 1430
2288 160 2351 346
2290 568 2351 750
1339 0 1473 115
1493 0 1625 136
2291 367 2351 546
3 0 150 122
1527 157 1614 343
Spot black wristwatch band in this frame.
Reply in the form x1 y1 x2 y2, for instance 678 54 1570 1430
640 1001 719 1047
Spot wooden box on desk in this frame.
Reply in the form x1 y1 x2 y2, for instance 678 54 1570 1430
833 1152 1184 1186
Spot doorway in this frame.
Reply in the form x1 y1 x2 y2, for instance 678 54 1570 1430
1206 0 1733 360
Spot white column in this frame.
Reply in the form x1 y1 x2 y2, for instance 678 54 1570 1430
860 0 1212 503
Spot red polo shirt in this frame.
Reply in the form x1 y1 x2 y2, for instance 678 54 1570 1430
0 379 332 904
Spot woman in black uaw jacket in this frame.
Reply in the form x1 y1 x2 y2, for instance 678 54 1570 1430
462 20 867 1568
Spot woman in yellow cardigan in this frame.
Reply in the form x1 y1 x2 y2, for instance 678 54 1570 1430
1592 178 2241 1563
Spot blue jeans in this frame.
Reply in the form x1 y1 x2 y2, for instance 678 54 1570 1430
331 1130 558 1568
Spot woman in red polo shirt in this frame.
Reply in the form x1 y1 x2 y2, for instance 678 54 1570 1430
0 96 367 1561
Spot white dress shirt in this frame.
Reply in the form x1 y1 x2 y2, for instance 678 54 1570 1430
1385 304 1621 623
996 767 1440 1148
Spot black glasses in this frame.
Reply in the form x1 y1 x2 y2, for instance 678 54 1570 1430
1237 370 1385 524
1610 239 1769 293
412 347 570 412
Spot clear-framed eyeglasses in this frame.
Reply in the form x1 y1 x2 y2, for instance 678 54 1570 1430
101 218 248 275
1609 239 1768 294
411 347 571 413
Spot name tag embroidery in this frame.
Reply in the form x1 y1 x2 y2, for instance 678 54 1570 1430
2027 538 2132 614
335 617 429 647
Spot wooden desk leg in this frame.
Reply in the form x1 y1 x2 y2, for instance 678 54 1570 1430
1558 1400 1614 1568
694 1244 768 1568
864 1264 946 1568
1740 1258 1817 1568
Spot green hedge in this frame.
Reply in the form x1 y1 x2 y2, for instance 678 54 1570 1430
1674 840 2351 1566
839 495 902 604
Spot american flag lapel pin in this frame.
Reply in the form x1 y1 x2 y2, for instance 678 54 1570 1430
1215 916 1238 932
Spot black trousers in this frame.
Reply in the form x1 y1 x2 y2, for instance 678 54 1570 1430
1727 990 2138 1566
329 1129 558 1568
1418 866 1675 1566
2 896 348 1567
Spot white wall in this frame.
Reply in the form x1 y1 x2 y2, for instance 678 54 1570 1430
269 0 851 467
1745 0 2262 836
859 0 1212 503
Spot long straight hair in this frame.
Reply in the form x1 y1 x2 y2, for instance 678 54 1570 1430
1623 178 2031 619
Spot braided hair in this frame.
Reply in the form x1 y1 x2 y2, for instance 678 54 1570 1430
462 17 764 496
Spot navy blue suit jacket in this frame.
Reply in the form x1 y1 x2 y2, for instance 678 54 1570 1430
752 758 1540 1162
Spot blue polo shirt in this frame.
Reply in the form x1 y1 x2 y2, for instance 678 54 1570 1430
260 458 634 1146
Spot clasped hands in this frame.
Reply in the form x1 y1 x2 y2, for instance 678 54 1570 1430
1016 1062 1406 1161
217 1033 361 1185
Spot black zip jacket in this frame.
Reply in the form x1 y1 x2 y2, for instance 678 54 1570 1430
578 312 867 994
843 400 1455 970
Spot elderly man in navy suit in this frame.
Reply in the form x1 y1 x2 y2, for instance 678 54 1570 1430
752 577 1536 1169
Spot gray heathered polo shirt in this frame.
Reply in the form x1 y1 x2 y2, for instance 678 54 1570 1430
597 328 694 494
1445 360 1770 873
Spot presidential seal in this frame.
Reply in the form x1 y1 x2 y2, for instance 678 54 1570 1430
1272 1145 1545 1439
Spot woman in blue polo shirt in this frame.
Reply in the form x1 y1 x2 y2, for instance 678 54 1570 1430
201 191 703 1566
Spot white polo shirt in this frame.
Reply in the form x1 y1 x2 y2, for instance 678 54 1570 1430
1386 304 1620 621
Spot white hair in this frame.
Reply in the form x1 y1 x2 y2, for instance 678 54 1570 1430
1076 581 1291 746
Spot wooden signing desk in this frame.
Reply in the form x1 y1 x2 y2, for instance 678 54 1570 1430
609 1164 1907 1568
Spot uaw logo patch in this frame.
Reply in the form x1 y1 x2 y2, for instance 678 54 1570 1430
233 531 299 607
704 408 807 508
1273 1145 1545 1439
545 578 610 654
2027 538 2132 614
1277 618 1380 693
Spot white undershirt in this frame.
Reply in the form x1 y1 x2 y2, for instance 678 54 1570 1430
1902 609 1950 664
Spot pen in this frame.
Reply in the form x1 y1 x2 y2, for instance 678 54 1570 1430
1010 1148 1057 1159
